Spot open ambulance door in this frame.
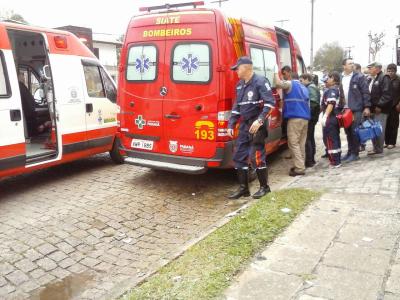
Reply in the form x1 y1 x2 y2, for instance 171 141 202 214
0 33 26 177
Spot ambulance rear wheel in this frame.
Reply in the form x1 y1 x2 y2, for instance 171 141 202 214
109 138 125 164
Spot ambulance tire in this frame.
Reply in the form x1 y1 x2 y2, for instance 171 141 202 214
109 138 125 164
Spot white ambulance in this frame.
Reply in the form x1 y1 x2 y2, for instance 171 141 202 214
0 21 123 179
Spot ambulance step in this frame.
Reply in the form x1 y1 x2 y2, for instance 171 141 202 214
125 157 206 174
26 151 57 165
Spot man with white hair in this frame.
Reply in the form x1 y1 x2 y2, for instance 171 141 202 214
367 61 392 156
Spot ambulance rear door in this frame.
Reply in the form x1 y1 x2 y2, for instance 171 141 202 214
119 16 166 153
162 10 219 158
0 27 26 175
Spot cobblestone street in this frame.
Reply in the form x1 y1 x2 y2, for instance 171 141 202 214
0 146 296 299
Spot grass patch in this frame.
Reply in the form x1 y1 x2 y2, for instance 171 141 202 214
124 188 319 300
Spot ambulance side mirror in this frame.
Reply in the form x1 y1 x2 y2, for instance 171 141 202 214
42 65 51 80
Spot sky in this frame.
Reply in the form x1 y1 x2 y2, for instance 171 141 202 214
2 0 399 67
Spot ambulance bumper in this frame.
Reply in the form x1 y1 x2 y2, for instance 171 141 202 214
122 142 233 174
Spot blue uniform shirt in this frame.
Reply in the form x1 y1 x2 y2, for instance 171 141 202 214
228 73 275 129
322 86 341 113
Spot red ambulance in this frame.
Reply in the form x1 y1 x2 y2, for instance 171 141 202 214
0 22 123 179
118 2 306 174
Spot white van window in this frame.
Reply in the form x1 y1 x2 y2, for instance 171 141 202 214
250 48 265 77
250 47 278 84
296 57 305 75
263 49 278 85
172 43 210 83
0 54 9 97
277 34 292 68
127 45 157 81
83 65 105 98
30 72 40 95
100 68 117 103
17 67 40 97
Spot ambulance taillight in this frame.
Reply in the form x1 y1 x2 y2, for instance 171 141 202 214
54 36 67 49
217 99 232 142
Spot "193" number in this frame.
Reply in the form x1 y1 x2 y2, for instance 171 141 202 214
195 129 215 141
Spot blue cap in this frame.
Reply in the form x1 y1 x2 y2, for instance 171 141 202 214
231 56 253 70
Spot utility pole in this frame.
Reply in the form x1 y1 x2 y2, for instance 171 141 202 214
368 31 372 63
310 0 315 73
344 46 354 59
210 0 229 7
275 19 289 28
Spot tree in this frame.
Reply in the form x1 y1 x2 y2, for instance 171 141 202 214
0 9 28 24
368 31 385 62
313 42 344 72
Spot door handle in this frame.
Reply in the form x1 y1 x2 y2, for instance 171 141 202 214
10 109 21 121
86 103 93 113
165 114 181 119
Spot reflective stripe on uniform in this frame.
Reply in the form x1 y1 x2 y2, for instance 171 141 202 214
327 149 341 154
232 111 240 114
238 100 264 105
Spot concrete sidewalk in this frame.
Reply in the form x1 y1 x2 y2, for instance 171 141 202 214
225 147 400 300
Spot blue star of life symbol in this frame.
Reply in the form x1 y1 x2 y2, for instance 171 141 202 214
135 55 150 73
135 115 146 130
181 54 199 75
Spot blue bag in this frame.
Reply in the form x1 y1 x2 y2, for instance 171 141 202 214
355 119 382 144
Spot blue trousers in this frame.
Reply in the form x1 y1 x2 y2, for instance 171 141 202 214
233 119 267 170
323 115 341 165
344 111 362 156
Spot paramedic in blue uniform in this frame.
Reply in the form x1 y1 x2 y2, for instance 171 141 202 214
227 57 275 200
321 71 343 168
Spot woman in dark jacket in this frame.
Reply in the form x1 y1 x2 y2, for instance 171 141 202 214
321 72 342 167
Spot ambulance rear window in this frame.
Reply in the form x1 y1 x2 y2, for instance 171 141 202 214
126 45 157 82
0 52 10 98
171 43 211 84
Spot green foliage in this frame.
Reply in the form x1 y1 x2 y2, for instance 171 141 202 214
0 9 28 24
313 42 344 72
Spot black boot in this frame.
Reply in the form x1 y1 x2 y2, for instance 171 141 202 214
248 167 257 183
228 169 250 199
252 168 271 199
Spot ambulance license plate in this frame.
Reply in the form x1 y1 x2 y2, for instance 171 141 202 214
131 139 154 151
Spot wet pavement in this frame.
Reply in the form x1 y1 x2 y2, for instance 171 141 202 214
0 144 298 299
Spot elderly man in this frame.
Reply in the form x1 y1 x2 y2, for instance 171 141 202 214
227 57 275 199
367 61 392 156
